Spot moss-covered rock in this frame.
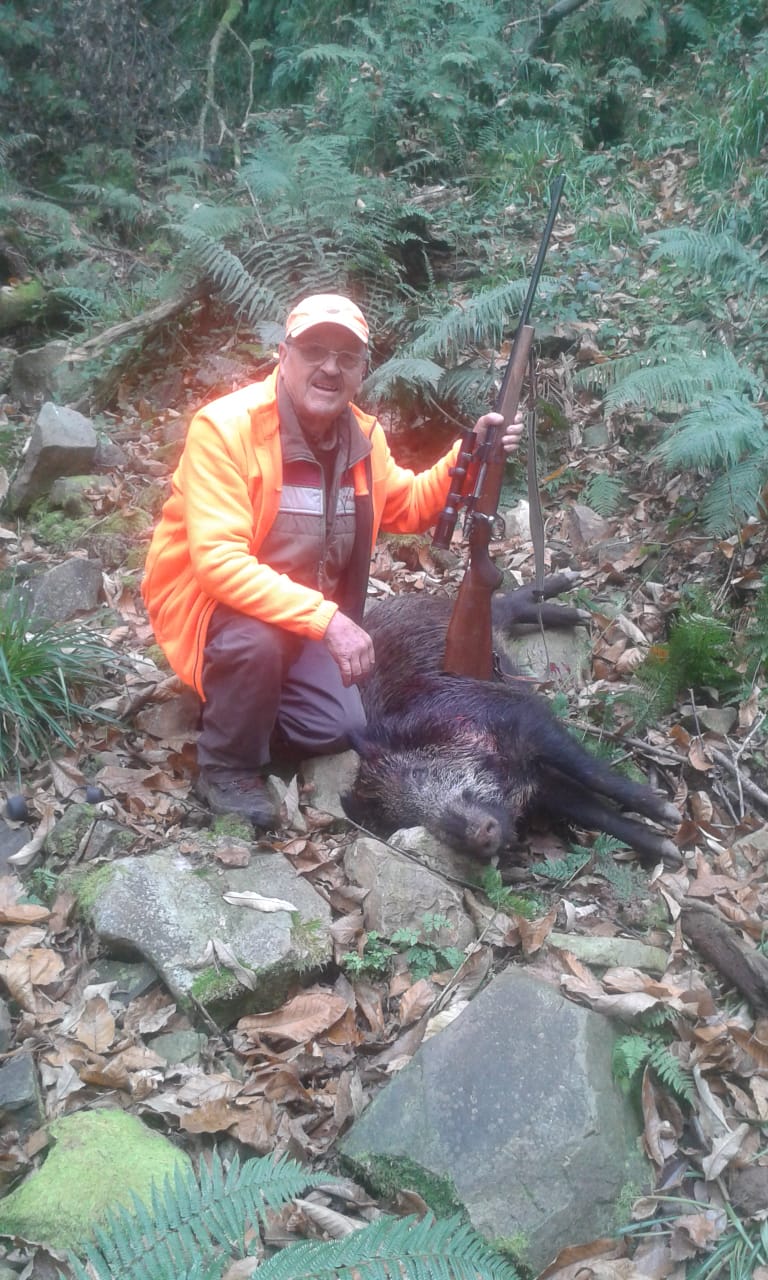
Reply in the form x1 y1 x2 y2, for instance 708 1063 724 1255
0 1109 190 1252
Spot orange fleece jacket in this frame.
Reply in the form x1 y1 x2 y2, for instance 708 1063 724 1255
142 368 461 695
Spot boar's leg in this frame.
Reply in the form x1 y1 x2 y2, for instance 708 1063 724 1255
492 572 591 630
530 714 679 829
540 776 682 867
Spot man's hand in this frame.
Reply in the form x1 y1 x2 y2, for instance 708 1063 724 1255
324 611 375 687
473 410 524 456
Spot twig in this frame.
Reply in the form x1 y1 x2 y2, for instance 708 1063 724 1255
707 746 768 814
682 901 768 1014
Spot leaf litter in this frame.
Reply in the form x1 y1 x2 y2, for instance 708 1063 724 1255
2 180 768 1279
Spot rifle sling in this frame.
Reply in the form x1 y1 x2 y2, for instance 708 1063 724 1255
526 349 547 602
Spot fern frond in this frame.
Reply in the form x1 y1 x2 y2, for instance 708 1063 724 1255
650 394 767 470
646 1042 695 1105
165 197 250 239
67 1152 322 1280
0 192 73 237
529 850 590 881
582 473 624 516
256 1213 520 1280
364 356 445 399
408 278 553 360
648 228 768 294
171 228 277 324
700 454 768 535
293 43 363 69
69 184 148 224
673 3 712 43
613 1033 654 1083
603 349 755 412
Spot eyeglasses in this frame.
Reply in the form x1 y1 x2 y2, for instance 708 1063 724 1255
286 338 367 373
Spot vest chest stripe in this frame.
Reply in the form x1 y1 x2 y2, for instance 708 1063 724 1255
279 485 323 515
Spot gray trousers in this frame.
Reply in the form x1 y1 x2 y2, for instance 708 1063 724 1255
197 604 366 770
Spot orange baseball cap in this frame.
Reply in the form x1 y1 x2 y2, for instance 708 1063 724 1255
285 294 369 345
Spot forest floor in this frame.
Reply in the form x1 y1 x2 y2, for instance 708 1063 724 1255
1 145 768 1278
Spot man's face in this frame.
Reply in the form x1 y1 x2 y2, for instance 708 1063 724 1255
278 322 367 437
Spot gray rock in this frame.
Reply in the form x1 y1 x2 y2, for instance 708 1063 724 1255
0 820 33 872
0 1054 44 1135
496 623 592 687
9 341 69 410
86 958 159 1006
680 705 738 736
10 557 103 623
94 437 128 469
343 836 476 950
300 750 359 820
0 999 12 1054
582 423 611 448
84 846 333 1025
149 1030 208 1066
45 804 139 863
389 826 485 886
565 503 615 551
6 401 97 514
48 474 113 516
341 967 649 1273
548 932 668 975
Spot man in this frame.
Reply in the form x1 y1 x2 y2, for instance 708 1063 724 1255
142 293 523 826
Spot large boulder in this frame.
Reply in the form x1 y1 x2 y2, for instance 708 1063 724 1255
6 402 97 514
341 966 650 1274
82 844 334 1024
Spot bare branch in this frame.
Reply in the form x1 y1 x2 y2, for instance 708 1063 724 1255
528 0 595 57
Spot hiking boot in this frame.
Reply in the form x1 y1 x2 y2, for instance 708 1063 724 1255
195 766 278 828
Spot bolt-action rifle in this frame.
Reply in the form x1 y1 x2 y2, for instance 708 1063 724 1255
432 174 566 679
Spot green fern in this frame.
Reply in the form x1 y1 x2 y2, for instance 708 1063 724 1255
68 1152 323 1280
648 228 768 294
529 849 591 881
603 349 755 413
69 183 148 227
408 278 552 361
530 833 647 897
650 394 765 471
364 356 446 400
65 1151 520 1280
255 1213 519 1280
582 473 624 516
613 1032 694 1106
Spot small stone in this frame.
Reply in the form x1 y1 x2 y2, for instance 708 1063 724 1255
5 796 29 823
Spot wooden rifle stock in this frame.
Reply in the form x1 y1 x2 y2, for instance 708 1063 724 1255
437 174 566 679
442 325 535 678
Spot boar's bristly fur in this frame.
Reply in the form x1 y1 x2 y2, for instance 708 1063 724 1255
342 584 680 867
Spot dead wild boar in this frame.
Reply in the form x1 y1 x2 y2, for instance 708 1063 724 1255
341 581 680 866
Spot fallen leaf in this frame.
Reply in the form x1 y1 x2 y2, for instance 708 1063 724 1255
180 1099 238 1134
294 1198 359 1238
222 891 297 912
398 979 435 1026
228 1097 278 1152
0 876 50 924
238 991 350 1045
75 996 116 1053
